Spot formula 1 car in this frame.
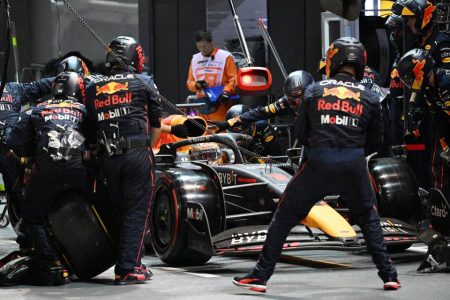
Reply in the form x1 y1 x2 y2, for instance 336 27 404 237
149 133 420 266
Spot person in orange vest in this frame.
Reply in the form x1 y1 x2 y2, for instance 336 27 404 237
187 30 238 121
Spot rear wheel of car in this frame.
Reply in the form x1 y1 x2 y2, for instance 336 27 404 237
150 175 211 266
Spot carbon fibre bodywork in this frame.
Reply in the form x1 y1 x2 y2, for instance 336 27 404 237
149 134 419 266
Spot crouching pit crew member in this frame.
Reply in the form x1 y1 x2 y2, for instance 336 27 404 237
5 71 90 284
223 104 283 159
214 70 314 129
232 37 400 293
0 76 54 258
212 71 314 159
85 36 162 285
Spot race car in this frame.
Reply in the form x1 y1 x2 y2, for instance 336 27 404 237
148 133 419 266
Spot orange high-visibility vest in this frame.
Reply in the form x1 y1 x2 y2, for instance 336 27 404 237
191 49 232 98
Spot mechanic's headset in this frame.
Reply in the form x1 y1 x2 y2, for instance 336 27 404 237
106 36 144 73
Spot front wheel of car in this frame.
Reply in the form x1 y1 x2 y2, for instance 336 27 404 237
150 174 211 266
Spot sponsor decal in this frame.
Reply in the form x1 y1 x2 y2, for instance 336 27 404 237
320 114 359 127
97 107 130 121
390 68 399 79
412 59 426 90
187 207 204 221
323 87 360 101
96 81 129 96
92 73 134 83
0 94 13 103
317 99 363 116
319 79 365 91
94 93 132 109
380 220 408 234
431 203 448 218
78 76 86 102
325 44 338 76
231 230 267 245
422 2 436 29
41 107 83 123
0 103 13 111
136 45 144 73
217 172 237 185
390 79 404 89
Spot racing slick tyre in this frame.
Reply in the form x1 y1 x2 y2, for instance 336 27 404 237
369 157 421 224
48 192 115 280
150 168 225 266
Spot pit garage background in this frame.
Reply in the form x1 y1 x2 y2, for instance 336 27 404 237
5 0 395 102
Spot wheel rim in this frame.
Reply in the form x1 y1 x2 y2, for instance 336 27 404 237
152 187 174 251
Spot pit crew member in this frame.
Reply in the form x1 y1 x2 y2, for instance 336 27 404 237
84 36 162 285
397 48 450 200
232 37 400 293
0 76 54 254
393 0 450 69
6 72 90 283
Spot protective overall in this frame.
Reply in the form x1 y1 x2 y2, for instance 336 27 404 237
84 36 162 278
7 72 90 265
398 48 450 200
249 37 398 286
393 0 450 69
0 78 53 249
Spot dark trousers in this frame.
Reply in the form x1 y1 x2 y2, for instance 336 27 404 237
253 154 397 282
0 152 22 211
0 152 28 248
22 155 91 261
102 147 155 274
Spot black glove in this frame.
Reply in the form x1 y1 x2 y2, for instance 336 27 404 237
218 91 230 102
407 102 424 131
170 124 188 138
195 80 208 90
209 120 231 133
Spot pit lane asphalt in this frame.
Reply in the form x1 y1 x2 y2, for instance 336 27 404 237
1 225 449 300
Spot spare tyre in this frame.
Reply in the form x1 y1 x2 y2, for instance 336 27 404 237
48 192 115 280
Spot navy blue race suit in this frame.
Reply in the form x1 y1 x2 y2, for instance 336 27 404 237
0 79 53 235
6 98 89 261
0 79 54 173
84 71 162 275
252 74 397 283
424 30 450 70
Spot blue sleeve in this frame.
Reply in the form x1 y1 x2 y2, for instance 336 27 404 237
9 77 54 105
146 76 163 128
5 109 36 156
239 97 290 124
